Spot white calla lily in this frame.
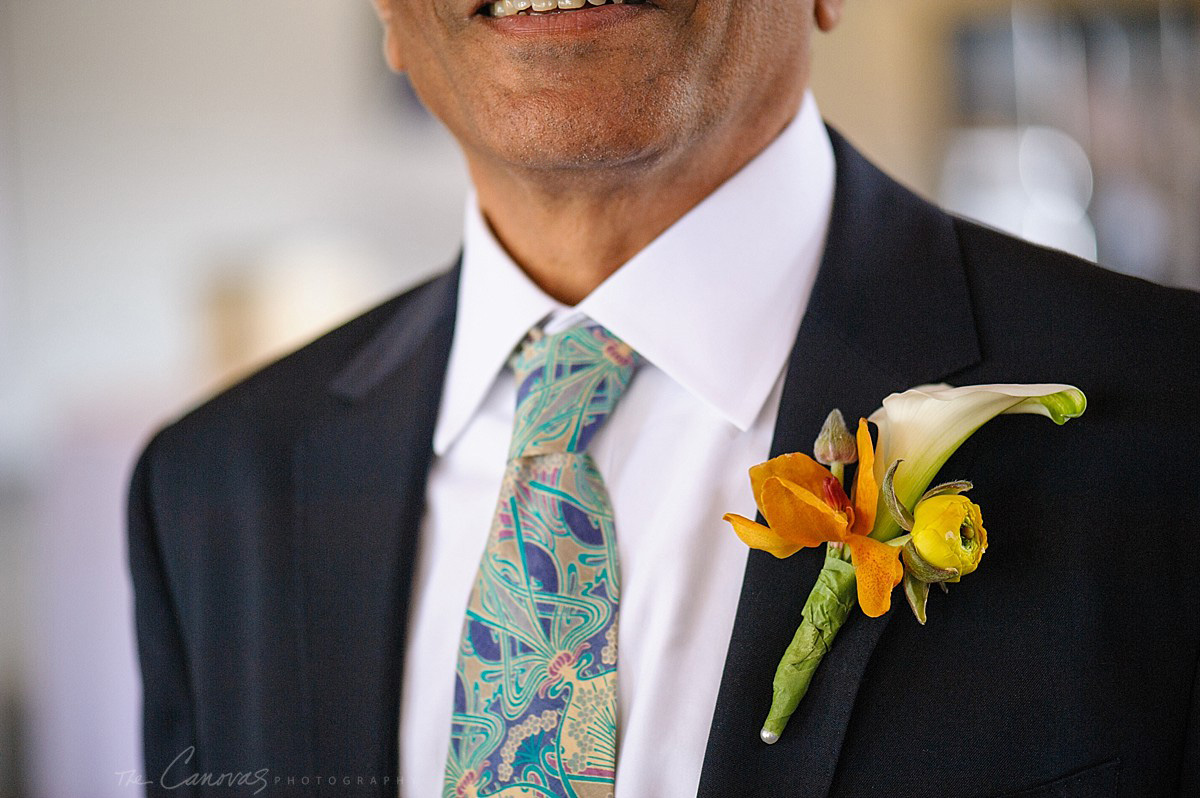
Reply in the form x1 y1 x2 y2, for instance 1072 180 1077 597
868 383 1087 539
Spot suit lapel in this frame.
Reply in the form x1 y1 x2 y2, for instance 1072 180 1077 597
293 266 459 793
698 131 981 796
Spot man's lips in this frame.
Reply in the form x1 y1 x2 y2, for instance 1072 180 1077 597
475 0 647 18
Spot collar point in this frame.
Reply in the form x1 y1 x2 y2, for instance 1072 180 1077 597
719 398 772 435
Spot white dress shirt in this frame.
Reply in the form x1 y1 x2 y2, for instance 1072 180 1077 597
399 92 835 797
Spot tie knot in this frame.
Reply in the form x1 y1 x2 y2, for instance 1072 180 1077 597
508 323 639 458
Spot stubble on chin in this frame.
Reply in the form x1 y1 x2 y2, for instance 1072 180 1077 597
462 62 720 190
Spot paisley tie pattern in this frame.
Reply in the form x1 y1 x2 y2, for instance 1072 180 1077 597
444 324 638 798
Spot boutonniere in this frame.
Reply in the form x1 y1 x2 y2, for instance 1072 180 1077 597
723 383 1087 744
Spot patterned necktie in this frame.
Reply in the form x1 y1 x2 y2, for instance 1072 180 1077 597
444 323 638 798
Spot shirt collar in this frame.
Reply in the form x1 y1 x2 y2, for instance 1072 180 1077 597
432 203 566 455
434 92 835 455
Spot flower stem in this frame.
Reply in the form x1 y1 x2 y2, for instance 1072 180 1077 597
760 544 857 743
830 461 845 487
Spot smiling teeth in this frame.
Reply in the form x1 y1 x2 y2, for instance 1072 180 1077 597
490 0 626 16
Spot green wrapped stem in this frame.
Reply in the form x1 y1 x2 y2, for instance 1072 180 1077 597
760 545 857 743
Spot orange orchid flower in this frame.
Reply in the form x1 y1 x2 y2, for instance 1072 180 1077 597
723 419 904 617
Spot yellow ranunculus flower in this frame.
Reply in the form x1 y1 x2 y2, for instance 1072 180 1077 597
910 494 987 579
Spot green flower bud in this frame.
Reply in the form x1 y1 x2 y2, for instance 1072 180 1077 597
813 409 858 466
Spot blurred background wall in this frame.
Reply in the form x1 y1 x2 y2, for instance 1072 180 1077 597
814 0 1200 287
0 0 1196 795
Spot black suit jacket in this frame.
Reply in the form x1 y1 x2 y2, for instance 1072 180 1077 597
129 132 1200 797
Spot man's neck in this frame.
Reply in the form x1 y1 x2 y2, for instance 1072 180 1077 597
466 94 802 305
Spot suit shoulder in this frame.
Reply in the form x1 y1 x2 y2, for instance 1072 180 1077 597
953 215 1200 328
151 266 457 456
948 216 1199 439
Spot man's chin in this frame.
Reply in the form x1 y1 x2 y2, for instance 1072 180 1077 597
484 126 676 180
464 89 694 178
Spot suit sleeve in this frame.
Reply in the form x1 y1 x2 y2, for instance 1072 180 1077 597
127 431 199 797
